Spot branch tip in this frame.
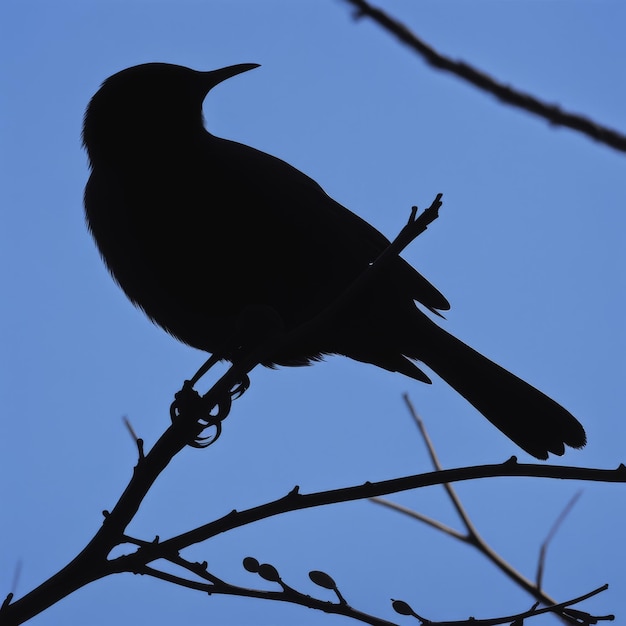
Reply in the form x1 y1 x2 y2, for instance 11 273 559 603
1 593 13 611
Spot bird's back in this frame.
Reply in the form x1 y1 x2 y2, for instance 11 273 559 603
86 130 448 363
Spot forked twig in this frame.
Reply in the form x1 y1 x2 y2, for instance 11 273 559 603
371 395 592 624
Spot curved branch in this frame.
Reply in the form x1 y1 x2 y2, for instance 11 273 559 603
135 460 626 557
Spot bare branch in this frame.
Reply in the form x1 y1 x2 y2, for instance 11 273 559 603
371 497 467 540
3 411 623 626
124 549 615 626
393 583 612 625
372 398 601 624
134 556 398 626
343 0 626 154
140 460 626 557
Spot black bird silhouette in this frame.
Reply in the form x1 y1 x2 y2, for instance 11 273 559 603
82 62 586 459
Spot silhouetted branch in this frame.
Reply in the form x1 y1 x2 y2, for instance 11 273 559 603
392 584 612 625
128 460 625 560
136 554 397 626
372 396 591 624
343 0 626 154
0 414 197 626
125 551 614 626
3 414 622 626
108 534 615 626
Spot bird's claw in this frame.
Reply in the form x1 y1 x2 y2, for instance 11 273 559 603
188 420 222 448
230 373 250 399
170 373 251 448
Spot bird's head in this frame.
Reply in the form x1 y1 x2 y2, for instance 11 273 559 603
82 62 259 167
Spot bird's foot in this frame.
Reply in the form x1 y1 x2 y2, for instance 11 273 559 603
170 372 251 448
230 372 250 399
170 382 219 447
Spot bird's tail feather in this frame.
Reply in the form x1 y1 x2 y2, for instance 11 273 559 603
413 319 586 459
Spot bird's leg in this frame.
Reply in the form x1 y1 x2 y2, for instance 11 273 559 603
187 304 283 389
170 351 239 447
171 305 283 447
188 353 222 387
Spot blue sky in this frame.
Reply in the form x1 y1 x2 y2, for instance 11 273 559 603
1 2 625 625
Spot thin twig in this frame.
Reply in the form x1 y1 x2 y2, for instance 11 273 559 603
536 491 582 591
344 0 626 154
371 498 467 540
395 583 612 625
127 550 613 626
133 560 398 626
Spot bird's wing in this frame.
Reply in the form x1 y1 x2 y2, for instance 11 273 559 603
210 137 450 314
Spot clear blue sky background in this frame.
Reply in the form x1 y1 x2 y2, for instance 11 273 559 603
1 2 625 625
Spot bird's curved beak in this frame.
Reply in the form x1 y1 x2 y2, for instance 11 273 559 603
202 63 260 93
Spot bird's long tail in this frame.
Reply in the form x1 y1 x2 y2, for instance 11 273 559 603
413 318 586 459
